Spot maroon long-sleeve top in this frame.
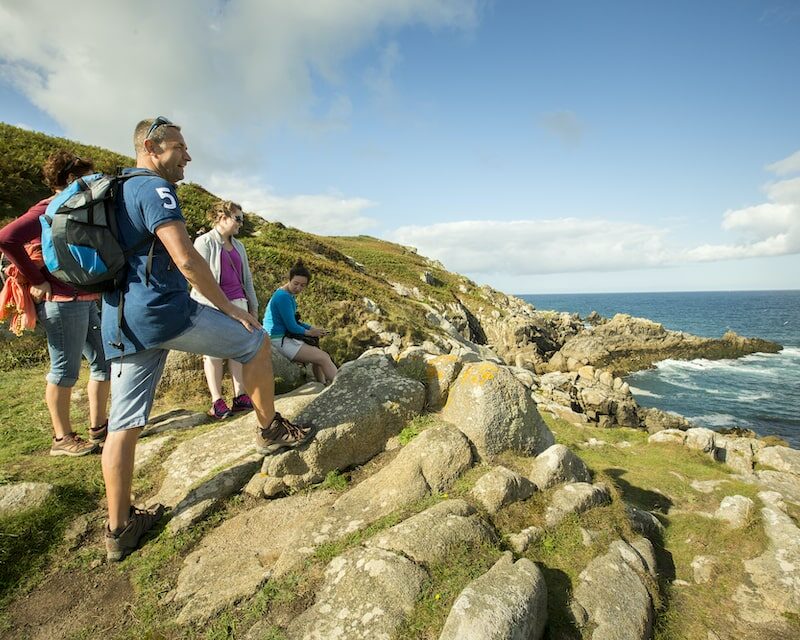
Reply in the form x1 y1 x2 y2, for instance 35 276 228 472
0 197 80 298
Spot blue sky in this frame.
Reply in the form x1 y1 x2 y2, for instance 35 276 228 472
1 0 798 294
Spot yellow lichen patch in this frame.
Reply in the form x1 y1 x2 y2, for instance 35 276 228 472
427 355 459 383
461 362 499 386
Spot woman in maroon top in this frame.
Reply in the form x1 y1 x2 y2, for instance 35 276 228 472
0 150 110 456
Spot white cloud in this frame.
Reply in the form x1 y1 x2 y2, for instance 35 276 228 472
389 148 800 277
766 150 800 176
205 172 377 236
681 154 800 262
0 0 478 157
389 218 672 275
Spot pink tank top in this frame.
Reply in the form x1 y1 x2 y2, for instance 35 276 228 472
219 247 246 301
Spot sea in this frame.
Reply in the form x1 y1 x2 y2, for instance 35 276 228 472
519 290 800 448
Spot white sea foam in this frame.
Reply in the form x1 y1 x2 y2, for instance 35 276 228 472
654 357 779 378
628 386 662 398
691 413 743 427
736 392 773 403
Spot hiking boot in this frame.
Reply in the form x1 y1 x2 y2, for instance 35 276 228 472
88 420 108 444
255 412 315 455
50 432 98 457
231 393 253 413
208 398 233 420
105 503 165 562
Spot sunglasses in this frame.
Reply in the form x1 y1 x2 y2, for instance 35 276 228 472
145 116 174 140
232 216 244 223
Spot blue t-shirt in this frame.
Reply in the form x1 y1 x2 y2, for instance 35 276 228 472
102 169 197 358
263 288 310 338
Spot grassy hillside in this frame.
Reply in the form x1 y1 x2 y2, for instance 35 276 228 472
0 122 134 223
0 123 485 367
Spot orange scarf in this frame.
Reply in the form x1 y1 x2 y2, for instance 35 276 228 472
0 242 43 336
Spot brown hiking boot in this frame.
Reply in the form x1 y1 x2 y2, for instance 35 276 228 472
50 432 98 457
105 504 165 562
88 421 108 444
255 412 315 455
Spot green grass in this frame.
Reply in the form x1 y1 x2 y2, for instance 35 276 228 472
396 356 430 384
316 469 349 492
395 542 503 640
542 410 773 640
397 413 443 445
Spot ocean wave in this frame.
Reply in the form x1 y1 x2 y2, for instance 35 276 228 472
691 413 749 428
628 386 662 398
780 346 800 357
736 392 773 403
654 357 780 378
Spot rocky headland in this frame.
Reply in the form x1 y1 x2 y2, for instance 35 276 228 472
2 291 795 640
1 123 795 640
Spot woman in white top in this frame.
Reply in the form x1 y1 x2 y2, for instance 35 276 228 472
191 201 258 419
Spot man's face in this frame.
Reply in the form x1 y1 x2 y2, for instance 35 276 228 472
150 127 191 184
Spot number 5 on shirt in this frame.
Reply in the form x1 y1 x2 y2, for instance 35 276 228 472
155 187 177 209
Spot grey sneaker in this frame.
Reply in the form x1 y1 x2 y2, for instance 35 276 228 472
88 421 108 444
50 432 98 457
105 504 165 562
256 412 315 455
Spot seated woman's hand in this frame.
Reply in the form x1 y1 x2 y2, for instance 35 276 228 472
307 327 327 338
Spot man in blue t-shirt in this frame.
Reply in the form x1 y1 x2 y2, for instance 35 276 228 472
101 117 316 562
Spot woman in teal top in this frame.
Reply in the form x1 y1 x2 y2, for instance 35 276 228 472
264 260 338 384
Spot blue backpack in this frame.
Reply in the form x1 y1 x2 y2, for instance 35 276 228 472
40 171 153 293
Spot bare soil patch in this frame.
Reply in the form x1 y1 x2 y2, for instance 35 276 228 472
2 565 133 640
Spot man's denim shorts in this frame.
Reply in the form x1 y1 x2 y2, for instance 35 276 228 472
108 304 266 432
36 300 109 387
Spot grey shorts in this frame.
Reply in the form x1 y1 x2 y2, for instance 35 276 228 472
203 298 249 364
108 304 266 432
270 336 304 361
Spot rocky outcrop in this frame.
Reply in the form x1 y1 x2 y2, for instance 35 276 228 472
469 467 537 514
529 444 592 490
756 446 800 475
287 546 427 640
536 367 640 429
639 407 693 434
149 414 262 533
441 362 554 459
547 313 781 376
507 526 545 554
260 355 425 493
467 287 583 372
732 491 800 635
424 354 464 410
571 538 657 640
272 424 473 576
171 490 336 625
0 482 53 516
545 483 612 527
626 505 665 541
367 499 496 565
152 384 322 532
438 552 548 640
714 495 755 528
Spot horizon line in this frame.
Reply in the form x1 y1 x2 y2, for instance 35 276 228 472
516 288 800 296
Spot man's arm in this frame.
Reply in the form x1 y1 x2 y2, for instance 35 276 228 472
155 220 261 331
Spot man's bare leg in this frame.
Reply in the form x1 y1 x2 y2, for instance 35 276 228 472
102 427 142 531
242 340 276 426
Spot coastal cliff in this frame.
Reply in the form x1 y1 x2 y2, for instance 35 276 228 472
1 123 796 640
